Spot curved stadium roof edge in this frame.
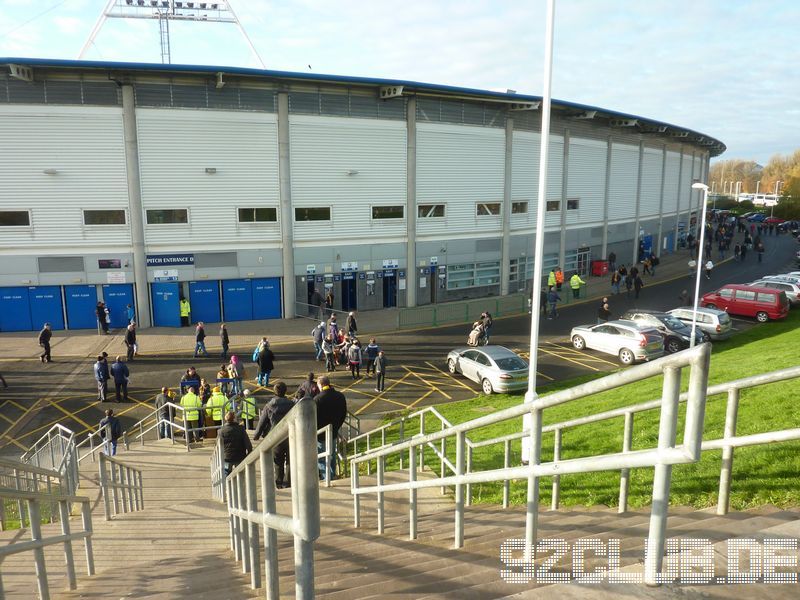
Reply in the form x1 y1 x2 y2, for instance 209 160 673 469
1 57 725 157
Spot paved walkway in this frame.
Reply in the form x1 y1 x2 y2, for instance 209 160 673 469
0 248 705 361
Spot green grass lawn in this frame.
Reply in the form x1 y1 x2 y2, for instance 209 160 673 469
371 310 800 510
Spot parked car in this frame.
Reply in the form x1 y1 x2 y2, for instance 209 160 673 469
701 284 790 322
759 274 800 286
764 217 785 225
747 213 767 222
749 279 800 306
446 345 528 394
569 320 664 365
619 309 706 353
666 307 733 340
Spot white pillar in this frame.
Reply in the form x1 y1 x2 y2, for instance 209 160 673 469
277 92 296 318
405 97 418 307
500 116 514 296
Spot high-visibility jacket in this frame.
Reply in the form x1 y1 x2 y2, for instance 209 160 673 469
242 396 258 420
555 270 564 285
547 271 556 287
205 391 227 422
180 391 202 422
569 274 585 289
180 299 191 317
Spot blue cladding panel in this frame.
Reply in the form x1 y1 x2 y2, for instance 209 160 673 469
29 286 64 331
151 282 180 327
252 278 282 320
0 287 32 332
102 284 134 328
189 281 221 324
65 285 98 330
223 279 253 322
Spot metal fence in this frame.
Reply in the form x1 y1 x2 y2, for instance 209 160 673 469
220 398 321 599
20 424 80 496
350 343 712 586
0 460 95 600
98 454 144 521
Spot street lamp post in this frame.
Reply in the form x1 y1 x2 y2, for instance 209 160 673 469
756 181 760 195
690 182 710 348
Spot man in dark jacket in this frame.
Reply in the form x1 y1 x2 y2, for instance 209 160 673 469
38 323 52 363
109 356 130 403
256 339 275 387
345 312 358 337
194 322 208 358
219 411 252 476
124 323 137 361
154 387 172 439
94 354 110 402
314 375 347 480
219 323 230 360
98 409 122 456
254 382 294 488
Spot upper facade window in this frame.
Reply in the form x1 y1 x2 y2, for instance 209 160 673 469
418 204 445 218
0 210 30 226
146 209 189 225
477 203 501 216
295 207 331 222
372 206 404 220
546 200 560 212
238 207 277 223
512 201 528 214
83 210 126 225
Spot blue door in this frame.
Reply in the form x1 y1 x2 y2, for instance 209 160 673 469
252 277 282 320
102 284 134 328
151 282 180 327
342 276 357 311
223 279 253 322
382 273 397 308
64 285 98 330
664 232 675 254
29 286 64 331
0 287 32 332
189 281 221 324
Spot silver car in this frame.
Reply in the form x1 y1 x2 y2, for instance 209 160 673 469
570 320 665 365
667 307 733 340
446 345 528 394
749 279 800 306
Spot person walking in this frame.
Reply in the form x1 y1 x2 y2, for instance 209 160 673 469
124 323 137 361
569 272 585 299
125 303 136 325
179 297 191 327
154 387 172 439
310 288 325 321
324 289 334 316
547 269 557 290
481 312 493 343
734 243 741 261
633 273 644 299
241 389 258 430
608 251 616 272
740 242 748 261
597 302 611 324
256 338 275 387
204 386 227 435
312 321 326 361
194 322 208 358
98 409 122 456
96 302 109 334
625 272 634 297
679 289 690 307
322 336 336 372
219 411 252 476
547 287 561 319
109 356 129 403
327 314 339 341
555 267 564 291
642 256 653 276
345 311 358 338
364 338 380 377
228 356 245 395
705 259 714 280
180 386 203 443
219 323 230 360
688 259 697 278
649 253 659 276
314 376 347 480
347 340 362 380
38 322 52 363
539 289 548 317
756 241 765 263
374 350 387 393
610 270 621 295
94 354 110 402
254 382 294 488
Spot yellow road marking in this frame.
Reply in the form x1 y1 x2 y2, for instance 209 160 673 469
423 361 476 393
2 399 28 412
537 346 601 372
0 412 15 424
354 373 413 415
543 342 619 367
403 366 452 401
405 389 435 411
0 401 40 449
0 435 26 450
49 401 94 431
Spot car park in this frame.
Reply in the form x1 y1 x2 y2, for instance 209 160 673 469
701 284 790 322
619 309 707 352
749 279 800 305
666 307 733 341
569 320 664 365
446 345 528 394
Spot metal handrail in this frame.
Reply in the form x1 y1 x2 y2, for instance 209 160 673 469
350 344 712 586
0 479 95 599
19 424 80 497
220 398 320 599
97 454 144 521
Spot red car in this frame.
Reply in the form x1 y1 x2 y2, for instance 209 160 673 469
764 217 785 225
701 284 789 323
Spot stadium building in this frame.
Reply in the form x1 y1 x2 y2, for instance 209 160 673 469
0 58 724 330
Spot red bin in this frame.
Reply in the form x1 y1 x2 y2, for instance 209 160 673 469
591 260 609 276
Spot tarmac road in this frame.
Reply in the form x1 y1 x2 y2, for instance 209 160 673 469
1 231 796 453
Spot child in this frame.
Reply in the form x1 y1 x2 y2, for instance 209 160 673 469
348 340 362 380
365 338 380 377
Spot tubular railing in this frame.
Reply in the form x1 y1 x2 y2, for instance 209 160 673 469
350 344 712 586
221 398 320 599
0 462 95 600
98 453 144 521
0 457 66 531
20 424 80 496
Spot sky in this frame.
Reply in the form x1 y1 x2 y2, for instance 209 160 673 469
1 0 798 166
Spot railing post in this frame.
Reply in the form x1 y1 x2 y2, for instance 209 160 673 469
454 431 465 548
644 365 681 586
183 411 190 452
524 407 543 562
58 499 77 590
122 431 130 452
366 436 371 475
139 422 144 446
717 388 740 516
245 460 261 589
28 499 50 600
619 412 634 514
110 460 120 516
399 419 405 470
89 434 95 463
440 420 446 495
352 459 360 528
260 450 279 600
228 478 238 556
236 474 251 575
80 500 95 576
551 428 562 510
419 413 426 473
291 398 320 600
465 444 473 507
376 455 385 535
99 454 111 521
325 425 332 488
503 440 511 509
409 445 417 540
